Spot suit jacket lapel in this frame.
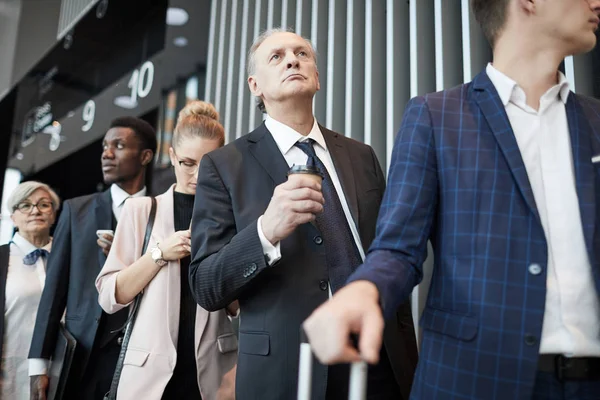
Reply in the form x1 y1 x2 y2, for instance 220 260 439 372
320 125 360 228
95 189 113 269
247 123 289 186
472 71 541 224
566 95 597 255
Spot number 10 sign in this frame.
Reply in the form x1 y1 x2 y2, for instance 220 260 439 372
81 60 155 133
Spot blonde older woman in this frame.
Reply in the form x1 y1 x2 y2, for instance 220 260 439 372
0 181 59 400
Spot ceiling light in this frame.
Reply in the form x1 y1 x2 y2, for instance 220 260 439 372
173 36 188 47
166 8 189 26
113 96 138 109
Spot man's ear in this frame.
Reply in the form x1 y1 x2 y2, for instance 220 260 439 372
517 0 536 14
248 75 262 98
141 149 154 166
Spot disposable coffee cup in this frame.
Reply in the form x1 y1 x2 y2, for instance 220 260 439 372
288 164 324 186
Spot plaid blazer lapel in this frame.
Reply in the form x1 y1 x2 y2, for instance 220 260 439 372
471 71 541 226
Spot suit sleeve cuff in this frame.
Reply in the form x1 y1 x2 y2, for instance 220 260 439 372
257 215 281 265
29 358 49 376
347 250 418 321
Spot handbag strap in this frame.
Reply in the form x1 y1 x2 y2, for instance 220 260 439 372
105 197 156 400
0 244 10 364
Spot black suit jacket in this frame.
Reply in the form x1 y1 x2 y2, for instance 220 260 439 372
190 123 418 400
29 189 116 384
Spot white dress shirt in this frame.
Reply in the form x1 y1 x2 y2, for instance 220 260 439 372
257 117 366 295
110 184 147 221
3 233 51 399
487 63 600 356
28 184 147 376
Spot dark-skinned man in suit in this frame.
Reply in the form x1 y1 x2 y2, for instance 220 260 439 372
29 117 156 400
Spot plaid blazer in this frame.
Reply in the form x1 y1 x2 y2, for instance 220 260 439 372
350 70 600 399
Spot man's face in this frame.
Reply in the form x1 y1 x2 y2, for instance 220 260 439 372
534 0 600 55
101 127 145 185
248 32 320 110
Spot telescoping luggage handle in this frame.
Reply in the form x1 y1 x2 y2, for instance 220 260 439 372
298 329 368 400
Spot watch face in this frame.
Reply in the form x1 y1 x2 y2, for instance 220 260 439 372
151 247 162 260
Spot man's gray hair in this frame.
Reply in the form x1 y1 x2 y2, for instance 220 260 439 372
7 181 61 214
247 27 318 113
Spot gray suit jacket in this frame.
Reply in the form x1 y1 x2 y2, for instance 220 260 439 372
190 123 418 400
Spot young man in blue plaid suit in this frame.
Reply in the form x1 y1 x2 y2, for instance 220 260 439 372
304 0 600 399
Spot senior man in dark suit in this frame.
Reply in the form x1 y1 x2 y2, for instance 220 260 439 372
189 28 418 400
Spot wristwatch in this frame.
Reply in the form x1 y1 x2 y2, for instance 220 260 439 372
150 244 167 267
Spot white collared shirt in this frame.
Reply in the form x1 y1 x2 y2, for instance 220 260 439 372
5 233 51 394
257 116 366 291
110 184 146 221
487 63 600 356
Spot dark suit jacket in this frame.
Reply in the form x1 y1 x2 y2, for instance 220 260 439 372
190 123 418 400
29 190 117 385
350 70 600 399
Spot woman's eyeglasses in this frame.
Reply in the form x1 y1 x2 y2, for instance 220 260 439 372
16 201 54 214
173 151 199 175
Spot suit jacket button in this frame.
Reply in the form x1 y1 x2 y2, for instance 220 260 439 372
528 263 542 275
524 334 537 346
319 280 328 291
314 236 323 245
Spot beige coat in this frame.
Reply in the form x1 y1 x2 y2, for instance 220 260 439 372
96 186 237 400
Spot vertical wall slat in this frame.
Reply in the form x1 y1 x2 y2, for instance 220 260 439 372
267 0 281 30
345 0 365 142
214 0 230 117
344 0 355 139
364 0 386 167
248 0 268 131
311 0 328 123
435 0 463 90
462 0 491 82
224 0 240 143
204 0 219 102
386 0 410 171
283 0 297 31
236 0 253 138
295 0 311 37
410 0 436 97
568 53 595 96
326 0 346 133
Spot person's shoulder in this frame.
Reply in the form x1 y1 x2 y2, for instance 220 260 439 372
421 81 471 105
64 191 105 210
320 126 372 153
205 124 268 165
573 92 600 112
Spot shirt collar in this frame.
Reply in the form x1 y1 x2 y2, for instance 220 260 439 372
264 116 328 155
110 184 147 208
486 63 570 106
11 232 52 254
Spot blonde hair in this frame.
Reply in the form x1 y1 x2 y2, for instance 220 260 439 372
173 101 225 148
